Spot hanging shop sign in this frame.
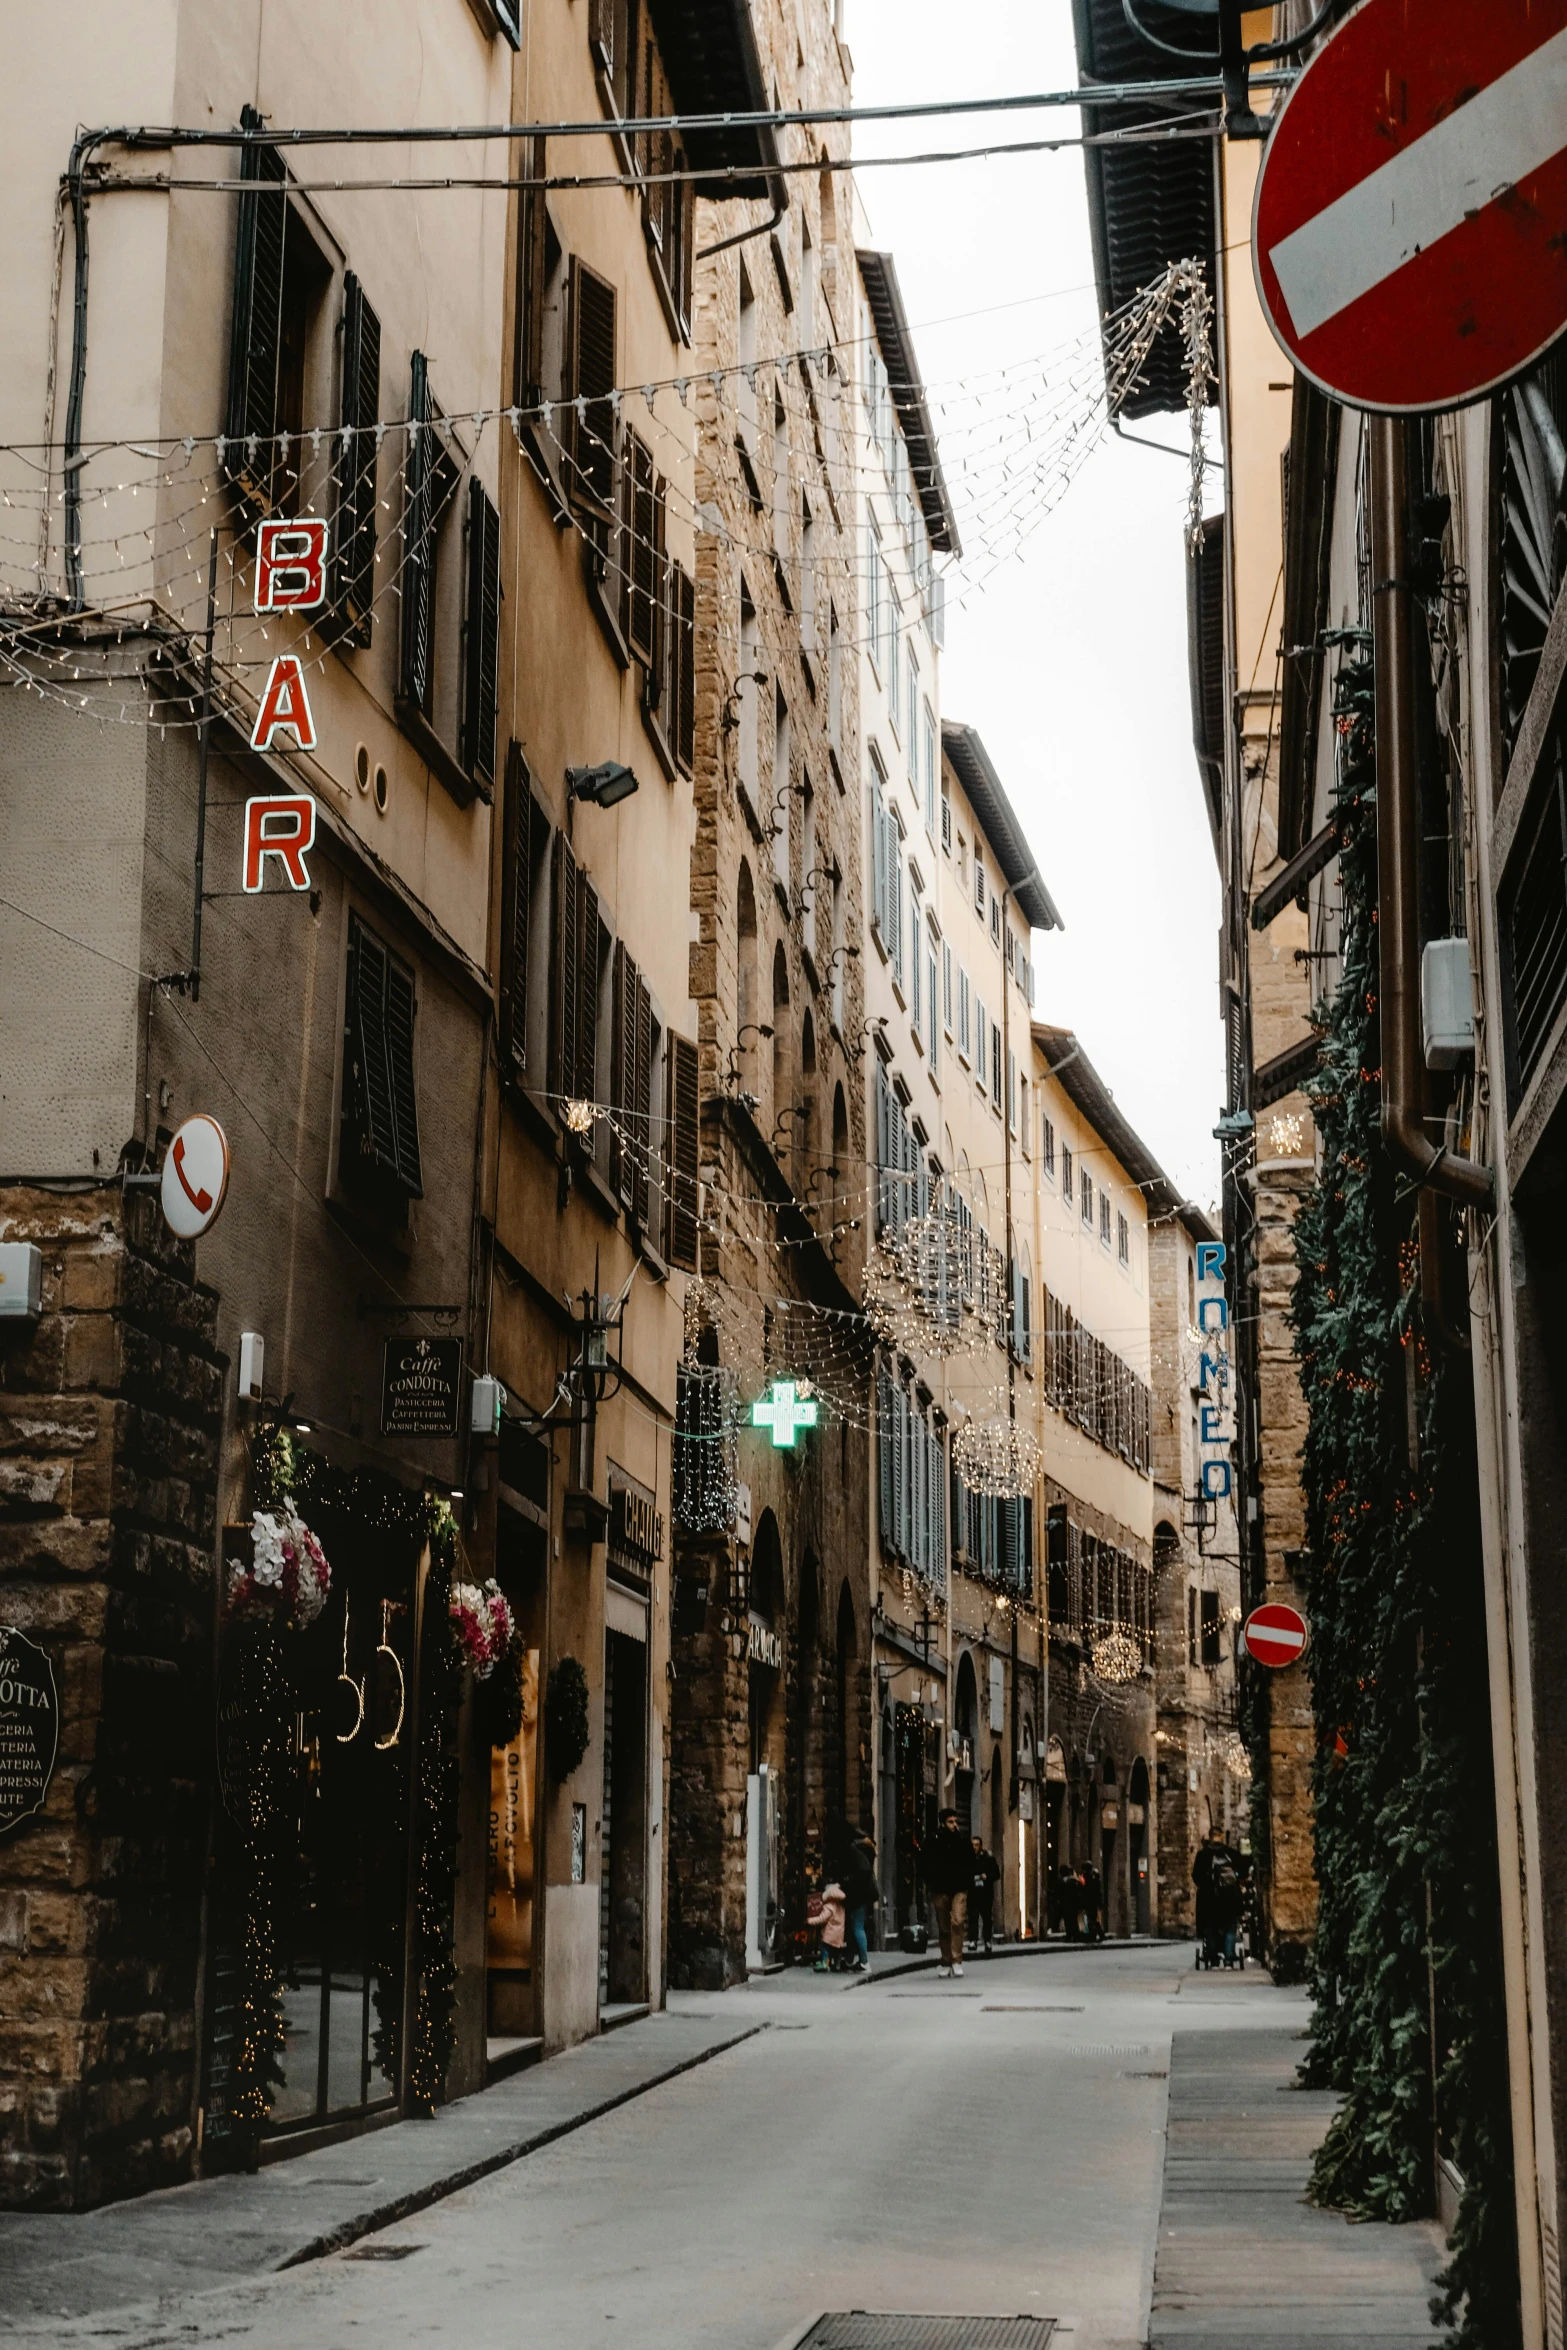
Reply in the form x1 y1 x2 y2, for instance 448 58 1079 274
254 516 329 613
0 1627 59 1834
1195 1241 1233 1501
160 1112 230 1241
1242 1602 1311 1671
609 1477 664 1568
243 795 317 894
381 1337 463 1439
1252 0 1567 413
250 654 319 754
747 1614 783 1670
750 1379 818 1449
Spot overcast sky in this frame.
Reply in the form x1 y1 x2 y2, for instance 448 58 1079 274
845 0 1224 1211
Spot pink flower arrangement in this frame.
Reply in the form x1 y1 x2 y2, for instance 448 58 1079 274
230 1506 331 1628
448 1578 513 1680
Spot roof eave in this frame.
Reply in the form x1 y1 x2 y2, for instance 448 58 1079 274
856 247 962 558
941 720 1063 932
1031 1021 1185 1219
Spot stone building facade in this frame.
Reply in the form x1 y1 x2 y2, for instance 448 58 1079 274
667 0 871 1987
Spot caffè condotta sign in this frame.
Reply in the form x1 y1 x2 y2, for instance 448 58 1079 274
0 1628 59 1834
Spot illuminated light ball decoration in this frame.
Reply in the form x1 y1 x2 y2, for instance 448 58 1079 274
562 1097 598 1140
950 1415 1041 1503
1268 1111 1306 1157
1224 1731 1253 1782
1090 1630 1144 1686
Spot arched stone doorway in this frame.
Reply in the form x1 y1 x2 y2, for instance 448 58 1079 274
746 1511 786 1967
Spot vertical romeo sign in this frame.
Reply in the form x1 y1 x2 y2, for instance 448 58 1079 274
0 1628 59 1834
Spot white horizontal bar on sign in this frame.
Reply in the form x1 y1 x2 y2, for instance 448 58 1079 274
1268 25 1567 342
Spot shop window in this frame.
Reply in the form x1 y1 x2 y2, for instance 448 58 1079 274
341 912 424 1203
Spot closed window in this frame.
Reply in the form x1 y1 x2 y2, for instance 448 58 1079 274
926 922 940 1069
1100 1191 1112 1248
397 353 502 804
225 109 334 519
342 913 423 1202
958 969 971 1059
943 940 953 1035
332 273 381 645
1042 1114 1055 1177
1200 1589 1222 1667
1081 1169 1093 1226
974 998 987 1087
974 856 986 916
941 791 952 854
666 1033 700 1268
1118 1210 1130 1267
1062 1143 1074 1200
991 1022 1003 1112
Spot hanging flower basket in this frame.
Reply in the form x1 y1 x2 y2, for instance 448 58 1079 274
229 1506 331 1628
448 1578 513 1681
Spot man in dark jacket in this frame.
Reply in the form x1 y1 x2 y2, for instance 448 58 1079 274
841 1834 879 1972
969 1837 1002 1953
924 1808 973 1977
1193 1825 1243 1965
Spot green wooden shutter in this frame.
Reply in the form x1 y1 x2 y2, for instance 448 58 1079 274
462 476 501 791
550 831 580 1100
399 352 434 714
225 106 287 504
334 272 380 644
346 917 396 1172
666 1033 700 1268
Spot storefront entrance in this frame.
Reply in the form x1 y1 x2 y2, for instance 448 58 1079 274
487 1485 547 2040
600 1625 649 2005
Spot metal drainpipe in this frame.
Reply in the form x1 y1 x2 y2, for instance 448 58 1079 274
1369 414 1494 1221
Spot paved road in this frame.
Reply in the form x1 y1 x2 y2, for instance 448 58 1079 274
8 1946 1443 2350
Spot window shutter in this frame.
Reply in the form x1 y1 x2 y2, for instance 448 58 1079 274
514 134 549 407
384 955 424 1197
878 1367 894 1548
399 352 435 715
577 875 603 1111
347 918 397 1172
626 433 658 663
225 107 287 504
461 477 502 792
675 566 695 774
499 742 540 1084
589 0 616 74
550 831 580 1100
667 1032 700 1267
567 259 617 522
334 272 380 643
611 941 639 1206
633 973 652 1228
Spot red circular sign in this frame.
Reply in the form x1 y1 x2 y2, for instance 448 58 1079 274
1253 0 1567 412
1243 1604 1310 1671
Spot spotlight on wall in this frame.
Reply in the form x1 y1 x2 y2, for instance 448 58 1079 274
568 760 639 809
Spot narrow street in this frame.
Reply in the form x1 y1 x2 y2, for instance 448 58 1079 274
7 1950 1442 2350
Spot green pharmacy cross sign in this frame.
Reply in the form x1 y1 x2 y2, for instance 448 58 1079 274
751 1379 819 1449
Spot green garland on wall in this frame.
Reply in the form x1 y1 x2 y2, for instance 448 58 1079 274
1291 657 1518 2344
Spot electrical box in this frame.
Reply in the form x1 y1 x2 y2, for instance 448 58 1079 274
0 1243 43 1321
1422 936 1475 1070
238 1331 264 1401
470 1374 505 1434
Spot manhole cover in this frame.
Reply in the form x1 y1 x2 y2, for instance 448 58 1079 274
889 1992 982 2000
1057 2043 1151 2057
980 2005 1084 2014
343 2242 424 2261
797 2319 1054 2348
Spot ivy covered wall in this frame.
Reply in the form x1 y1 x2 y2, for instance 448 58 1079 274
1291 656 1518 2346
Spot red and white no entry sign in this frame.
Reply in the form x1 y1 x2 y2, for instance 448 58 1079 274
1253 0 1567 412
160 1114 230 1241
1243 1603 1310 1672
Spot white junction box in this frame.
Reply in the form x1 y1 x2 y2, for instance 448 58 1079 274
0 1243 43 1321
238 1330 265 1401
1422 936 1475 1070
470 1374 505 1434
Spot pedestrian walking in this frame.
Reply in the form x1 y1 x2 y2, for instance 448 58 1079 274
1192 1825 1243 1967
1058 1862 1087 1941
1082 1858 1105 1942
925 1806 973 1977
969 1835 1001 1954
841 1832 878 1973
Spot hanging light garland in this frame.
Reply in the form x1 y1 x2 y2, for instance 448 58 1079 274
1090 1629 1144 1685
950 1414 1041 1502
1224 1731 1252 1782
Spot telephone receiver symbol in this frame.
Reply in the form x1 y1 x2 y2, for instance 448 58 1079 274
172 1132 213 1214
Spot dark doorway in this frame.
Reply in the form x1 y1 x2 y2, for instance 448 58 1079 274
600 1628 649 2006
1130 1755 1152 1935
487 1503 546 2038
835 1580 857 1826
953 1652 979 1832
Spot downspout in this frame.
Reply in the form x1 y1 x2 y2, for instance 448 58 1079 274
1369 414 1494 1221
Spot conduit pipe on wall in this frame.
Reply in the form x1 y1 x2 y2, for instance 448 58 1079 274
1369 415 1494 1225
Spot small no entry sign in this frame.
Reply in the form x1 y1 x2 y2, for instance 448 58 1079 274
1253 0 1567 412
1243 1603 1310 1671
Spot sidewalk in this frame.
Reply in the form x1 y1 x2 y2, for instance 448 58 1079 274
1150 2024 1446 2348
3 2007 761 2326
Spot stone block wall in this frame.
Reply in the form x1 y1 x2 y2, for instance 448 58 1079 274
0 1186 222 2208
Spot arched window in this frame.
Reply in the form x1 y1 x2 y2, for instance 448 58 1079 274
737 859 758 1083
771 942 791 1134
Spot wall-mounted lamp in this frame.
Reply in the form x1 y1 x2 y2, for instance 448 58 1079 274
568 761 639 809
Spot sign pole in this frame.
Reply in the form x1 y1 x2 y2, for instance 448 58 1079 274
188 528 220 1002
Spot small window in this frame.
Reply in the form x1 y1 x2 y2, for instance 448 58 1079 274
1081 1169 1093 1226
1187 1585 1198 1668
958 969 971 1060
1100 1191 1112 1248
991 894 1002 945
943 941 953 1035
1118 1210 1130 1267
342 913 424 1202
1042 1114 1055 1177
941 790 952 855
1062 1143 1073 1199
974 998 987 1087
974 856 986 916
